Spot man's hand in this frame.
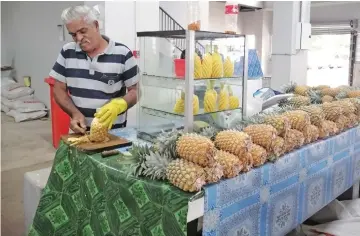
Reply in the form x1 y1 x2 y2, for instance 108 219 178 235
94 98 128 130
70 112 87 134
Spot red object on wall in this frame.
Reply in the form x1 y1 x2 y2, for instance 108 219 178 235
174 59 185 78
44 77 70 149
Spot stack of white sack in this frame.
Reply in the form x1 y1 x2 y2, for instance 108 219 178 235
1 82 47 122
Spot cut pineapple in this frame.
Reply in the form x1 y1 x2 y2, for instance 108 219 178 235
194 53 203 79
228 85 240 109
211 45 223 78
218 82 229 111
173 92 199 115
223 56 234 77
202 45 213 78
204 80 217 112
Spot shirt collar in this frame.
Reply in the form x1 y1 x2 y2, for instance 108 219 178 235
75 35 115 54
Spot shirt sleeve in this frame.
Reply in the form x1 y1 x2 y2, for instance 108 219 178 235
122 50 139 87
49 47 67 83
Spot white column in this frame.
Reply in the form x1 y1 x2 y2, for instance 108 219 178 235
271 1 311 91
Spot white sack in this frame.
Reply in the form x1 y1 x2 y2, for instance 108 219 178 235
1 103 10 113
2 95 46 113
6 110 47 123
302 218 360 236
1 83 34 100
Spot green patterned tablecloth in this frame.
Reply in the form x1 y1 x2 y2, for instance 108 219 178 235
28 142 193 236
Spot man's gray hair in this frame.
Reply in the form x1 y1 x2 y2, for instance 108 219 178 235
61 5 100 24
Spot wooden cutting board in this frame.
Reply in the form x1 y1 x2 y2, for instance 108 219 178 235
61 133 132 153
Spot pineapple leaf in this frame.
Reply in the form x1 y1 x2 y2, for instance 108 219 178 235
307 89 322 104
335 91 348 100
154 129 183 159
280 81 297 94
127 144 154 177
197 126 219 141
142 151 173 180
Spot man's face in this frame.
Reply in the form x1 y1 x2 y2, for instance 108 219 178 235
66 18 100 52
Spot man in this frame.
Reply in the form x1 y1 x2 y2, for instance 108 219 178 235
50 5 139 134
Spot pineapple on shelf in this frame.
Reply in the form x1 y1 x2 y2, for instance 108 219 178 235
223 56 234 77
218 82 229 111
176 133 216 167
202 45 213 79
333 100 356 116
281 82 310 96
239 153 253 172
270 136 286 158
284 96 311 108
347 90 360 98
323 120 339 135
249 144 268 167
335 115 350 131
303 124 320 144
215 150 243 178
321 87 341 97
214 130 252 158
204 163 224 183
243 124 277 152
204 80 217 113
228 85 240 109
314 85 330 90
194 53 203 79
173 91 199 115
211 45 223 78
263 115 290 137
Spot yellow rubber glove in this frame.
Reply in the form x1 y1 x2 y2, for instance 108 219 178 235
94 98 128 130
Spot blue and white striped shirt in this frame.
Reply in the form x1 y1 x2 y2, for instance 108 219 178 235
49 36 139 129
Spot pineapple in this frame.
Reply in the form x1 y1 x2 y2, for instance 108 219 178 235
270 136 286 158
218 82 229 110
129 144 155 177
198 126 219 141
322 95 334 103
202 45 213 78
347 90 360 98
239 153 253 172
204 163 224 183
214 130 252 158
298 105 325 127
333 100 356 116
294 85 311 96
211 45 223 78
263 115 290 137
284 129 305 153
173 92 199 115
303 125 320 144
204 80 217 112
194 53 203 79
281 81 297 94
347 113 359 127
243 124 277 151
335 115 350 131
166 158 206 192
249 144 268 167
323 120 339 135
228 85 240 109
67 117 109 146
176 133 216 167
283 96 311 108
215 150 242 178
223 56 234 77
284 110 311 131
321 102 343 122
314 85 330 90
321 87 340 97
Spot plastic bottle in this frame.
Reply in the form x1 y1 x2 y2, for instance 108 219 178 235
187 1 201 31
224 1 239 34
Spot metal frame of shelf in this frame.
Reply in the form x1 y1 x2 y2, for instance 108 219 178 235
136 29 249 134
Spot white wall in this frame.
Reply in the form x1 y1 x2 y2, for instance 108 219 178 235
1 1 83 108
310 2 360 23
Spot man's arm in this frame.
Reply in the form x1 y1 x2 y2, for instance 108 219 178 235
122 49 140 109
123 83 138 109
53 80 81 117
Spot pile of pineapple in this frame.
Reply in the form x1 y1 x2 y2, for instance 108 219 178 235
173 80 240 114
130 83 360 193
194 45 235 79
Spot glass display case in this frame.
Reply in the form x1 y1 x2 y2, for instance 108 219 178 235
135 30 248 142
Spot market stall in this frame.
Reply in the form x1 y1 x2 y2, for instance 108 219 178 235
27 29 360 236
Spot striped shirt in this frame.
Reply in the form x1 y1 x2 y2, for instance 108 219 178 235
49 35 139 129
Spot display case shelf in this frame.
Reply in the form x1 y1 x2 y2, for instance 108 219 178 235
141 105 242 119
137 30 245 40
142 74 243 89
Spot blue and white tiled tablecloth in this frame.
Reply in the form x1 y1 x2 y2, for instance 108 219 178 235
203 126 360 236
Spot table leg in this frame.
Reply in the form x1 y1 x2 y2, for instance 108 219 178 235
187 219 200 236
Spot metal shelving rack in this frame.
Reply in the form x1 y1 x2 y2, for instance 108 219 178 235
135 30 248 142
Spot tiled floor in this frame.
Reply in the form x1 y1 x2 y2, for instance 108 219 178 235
1 113 55 236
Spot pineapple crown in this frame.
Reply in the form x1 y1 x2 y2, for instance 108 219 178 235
141 150 173 180
280 81 297 94
198 126 219 141
335 91 348 100
307 89 322 104
128 144 155 177
154 128 183 159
